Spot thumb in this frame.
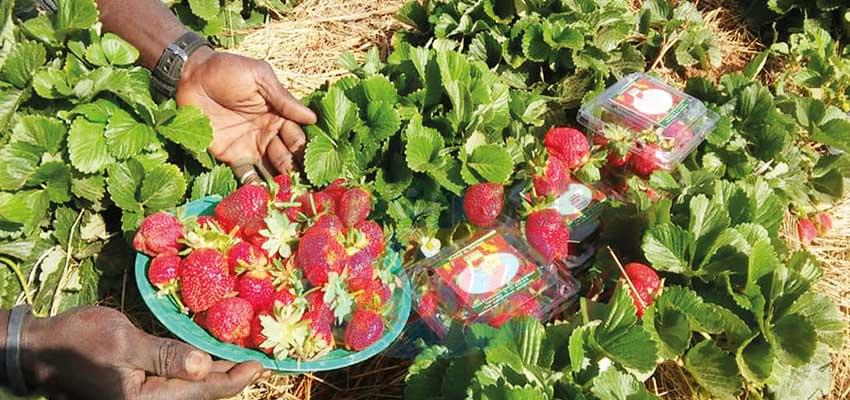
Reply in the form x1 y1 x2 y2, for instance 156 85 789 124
134 333 213 381
256 64 317 125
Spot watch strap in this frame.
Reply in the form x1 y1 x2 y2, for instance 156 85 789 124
152 31 211 101
5 305 32 396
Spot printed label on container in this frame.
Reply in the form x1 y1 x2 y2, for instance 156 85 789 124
549 182 607 229
611 77 689 128
434 231 539 314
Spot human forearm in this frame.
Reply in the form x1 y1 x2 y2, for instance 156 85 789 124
95 0 189 69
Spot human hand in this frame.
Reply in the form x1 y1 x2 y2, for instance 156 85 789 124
20 306 266 400
177 47 317 176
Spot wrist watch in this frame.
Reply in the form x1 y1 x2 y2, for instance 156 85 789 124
152 31 212 101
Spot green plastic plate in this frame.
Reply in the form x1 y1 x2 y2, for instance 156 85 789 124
135 196 412 372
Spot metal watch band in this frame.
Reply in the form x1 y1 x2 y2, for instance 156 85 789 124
152 31 211 101
5 305 32 396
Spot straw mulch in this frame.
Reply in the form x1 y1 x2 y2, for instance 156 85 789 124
224 0 849 399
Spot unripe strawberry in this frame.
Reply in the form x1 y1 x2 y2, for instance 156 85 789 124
797 218 817 246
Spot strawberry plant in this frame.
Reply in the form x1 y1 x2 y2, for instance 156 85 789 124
0 0 232 316
638 0 721 71
165 0 298 47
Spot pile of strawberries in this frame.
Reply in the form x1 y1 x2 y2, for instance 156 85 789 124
462 127 593 262
134 176 395 360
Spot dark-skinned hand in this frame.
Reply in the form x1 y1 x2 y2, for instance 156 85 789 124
20 306 266 400
177 47 317 180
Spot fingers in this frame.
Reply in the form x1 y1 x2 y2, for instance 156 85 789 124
280 119 307 160
256 64 317 125
134 333 213 381
231 162 262 186
138 362 263 400
265 137 296 175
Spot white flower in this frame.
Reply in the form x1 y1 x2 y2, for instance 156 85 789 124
420 237 442 258
598 357 612 372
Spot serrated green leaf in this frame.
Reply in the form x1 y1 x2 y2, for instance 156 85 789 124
522 23 548 62
30 161 71 203
157 105 213 153
190 164 236 200
54 0 99 34
140 164 186 212
736 335 774 386
188 0 220 21
784 291 843 350
365 101 400 141
2 40 45 89
767 344 831 400
68 118 113 174
0 142 40 190
405 345 451 400
304 134 343 186
71 175 105 203
104 107 156 159
318 86 359 139
466 144 513 184
11 115 66 154
642 223 691 274
99 33 139 66
683 340 742 400
771 313 817 367
747 239 779 290
591 368 658 400
0 86 26 132
106 160 144 212
813 118 850 153
405 116 444 173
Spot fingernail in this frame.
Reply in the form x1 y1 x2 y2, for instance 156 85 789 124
185 351 206 375
261 371 273 379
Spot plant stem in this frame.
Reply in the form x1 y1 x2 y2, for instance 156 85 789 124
0 257 34 306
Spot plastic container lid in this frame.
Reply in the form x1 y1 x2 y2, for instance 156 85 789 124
410 226 579 338
578 72 718 169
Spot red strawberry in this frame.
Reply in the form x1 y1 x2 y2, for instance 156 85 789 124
607 150 629 168
297 192 333 217
194 312 208 329
816 212 833 236
488 312 513 328
272 288 295 307
205 297 254 344
352 220 384 259
296 229 347 286
180 249 234 313
215 184 270 234
344 310 384 351
797 218 817 246
233 337 250 348
592 135 609 147
133 212 184 257
304 309 334 345
627 145 661 178
525 209 569 262
346 255 375 292
322 179 347 205
544 127 590 169
338 188 372 227
227 241 268 274
237 272 275 312
623 262 661 317
306 290 333 324
417 290 439 318
533 156 569 198
147 253 181 289
356 280 391 311
463 183 504 228
250 312 273 354
273 174 292 202
314 214 343 234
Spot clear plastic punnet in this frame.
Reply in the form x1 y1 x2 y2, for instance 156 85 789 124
410 226 579 338
578 73 719 170
508 178 607 243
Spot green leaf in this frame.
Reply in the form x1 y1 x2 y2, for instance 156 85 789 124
11 115 66 154
2 40 46 89
104 107 156 159
188 0 220 21
107 160 144 212
736 335 774 386
596 287 658 374
405 345 451 400
30 162 71 203
190 165 236 200
0 86 26 132
54 0 99 34
812 117 850 153
71 176 106 203
158 106 214 153
522 23 548 62
365 101 400 141
405 116 444 173
318 86 359 139
67 118 113 174
785 291 844 350
771 314 817 367
642 223 691 274
646 305 690 359
767 344 831 400
466 144 513 184
87 33 139 66
688 195 730 262
140 164 187 212
304 134 343 186
0 142 40 190
591 368 658 400
683 340 742 400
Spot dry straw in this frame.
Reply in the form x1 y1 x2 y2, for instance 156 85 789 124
217 0 848 399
